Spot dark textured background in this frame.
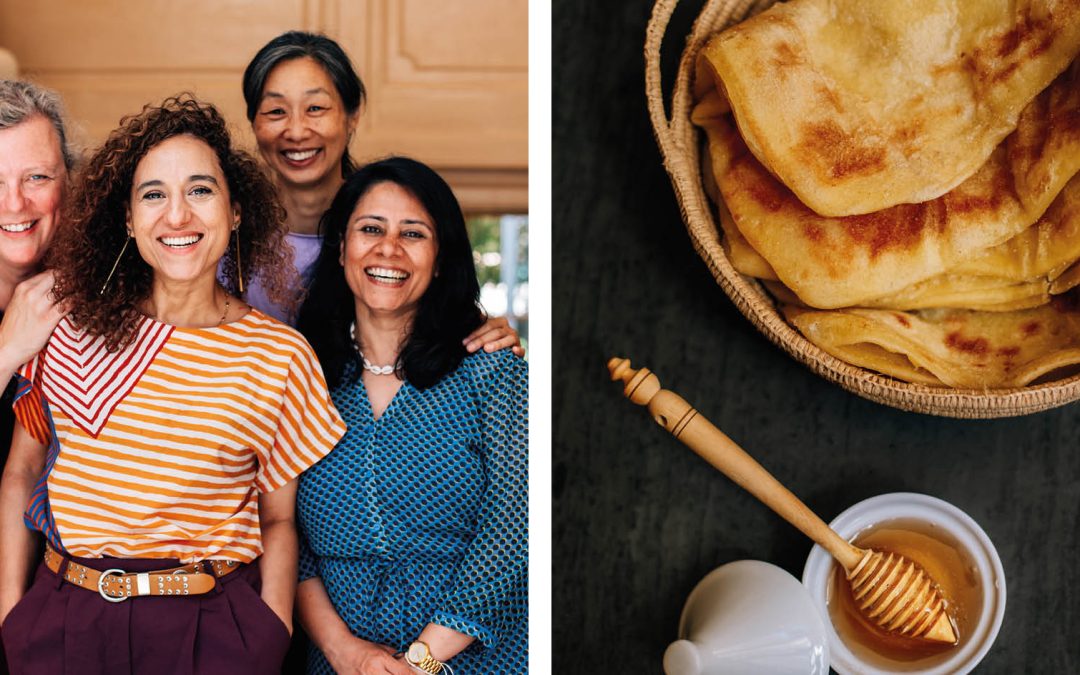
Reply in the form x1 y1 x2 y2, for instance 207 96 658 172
552 1 1080 672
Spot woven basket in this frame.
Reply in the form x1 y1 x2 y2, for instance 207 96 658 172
645 0 1080 418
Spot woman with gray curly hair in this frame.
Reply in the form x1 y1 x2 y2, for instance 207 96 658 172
0 77 75 675
0 80 74 504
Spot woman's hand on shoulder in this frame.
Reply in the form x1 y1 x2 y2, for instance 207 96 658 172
325 637 415 675
464 315 525 358
0 270 69 372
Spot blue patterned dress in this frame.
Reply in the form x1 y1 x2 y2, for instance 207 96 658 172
297 349 528 674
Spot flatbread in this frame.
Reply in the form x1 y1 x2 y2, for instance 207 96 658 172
1051 261 1080 294
701 133 779 280
747 168 1080 310
784 301 1080 388
693 61 1080 309
951 174 1080 280
862 277 1049 312
766 275 1049 312
697 0 1080 216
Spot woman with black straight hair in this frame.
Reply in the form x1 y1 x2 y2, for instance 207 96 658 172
298 157 485 389
295 157 528 675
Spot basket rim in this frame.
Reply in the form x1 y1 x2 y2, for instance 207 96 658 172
644 0 1080 418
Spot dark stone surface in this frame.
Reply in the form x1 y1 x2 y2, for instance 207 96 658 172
552 1 1079 672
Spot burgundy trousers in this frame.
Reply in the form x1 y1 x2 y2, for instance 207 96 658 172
1 554 289 675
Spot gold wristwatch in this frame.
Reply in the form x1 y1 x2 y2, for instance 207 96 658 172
405 640 444 674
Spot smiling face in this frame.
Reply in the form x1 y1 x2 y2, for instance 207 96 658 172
127 134 238 287
341 181 439 321
0 115 67 274
253 56 357 191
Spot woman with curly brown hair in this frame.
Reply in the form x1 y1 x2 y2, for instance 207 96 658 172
0 95 345 675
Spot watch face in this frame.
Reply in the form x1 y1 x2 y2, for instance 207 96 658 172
407 641 429 663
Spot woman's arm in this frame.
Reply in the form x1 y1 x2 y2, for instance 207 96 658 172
0 425 47 625
258 478 301 635
421 354 529 662
411 623 476 664
296 576 413 675
463 316 524 357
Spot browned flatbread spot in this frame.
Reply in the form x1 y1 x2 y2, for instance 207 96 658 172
699 0 1080 216
797 120 887 181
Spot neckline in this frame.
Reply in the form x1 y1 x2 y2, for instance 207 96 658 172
345 360 410 424
140 306 256 332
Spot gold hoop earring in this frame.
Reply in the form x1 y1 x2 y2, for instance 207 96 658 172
99 237 131 295
234 226 244 294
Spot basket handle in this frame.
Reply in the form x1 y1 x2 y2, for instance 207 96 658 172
644 0 682 159
645 0 759 163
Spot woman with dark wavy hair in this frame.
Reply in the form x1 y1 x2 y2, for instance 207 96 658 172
0 95 345 675
295 157 528 675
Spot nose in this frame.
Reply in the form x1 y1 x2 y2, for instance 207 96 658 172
283 114 309 142
0 181 26 214
165 197 192 227
377 233 404 257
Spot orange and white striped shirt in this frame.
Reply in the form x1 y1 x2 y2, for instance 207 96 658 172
19 310 345 563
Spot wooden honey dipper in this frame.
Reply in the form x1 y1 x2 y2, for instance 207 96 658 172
608 357 958 644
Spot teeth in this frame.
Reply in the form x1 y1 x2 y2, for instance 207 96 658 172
284 149 318 161
160 234 201 247
0 221 34 233
366 267 408 281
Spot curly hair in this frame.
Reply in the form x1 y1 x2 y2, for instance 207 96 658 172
48 94 295 351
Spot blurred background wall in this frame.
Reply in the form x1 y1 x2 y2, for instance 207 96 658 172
0 0 529 337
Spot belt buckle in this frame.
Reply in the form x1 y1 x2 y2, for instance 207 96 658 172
97 568 129 603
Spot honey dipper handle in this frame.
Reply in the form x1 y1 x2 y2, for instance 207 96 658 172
609 358 864 571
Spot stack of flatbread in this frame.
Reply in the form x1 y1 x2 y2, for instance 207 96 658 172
692 0 1080 389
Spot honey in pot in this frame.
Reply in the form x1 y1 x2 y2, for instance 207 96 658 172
827 517 983 669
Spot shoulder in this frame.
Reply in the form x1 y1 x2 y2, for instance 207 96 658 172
455 348 528 389
237 308 308 343
231 309 320 362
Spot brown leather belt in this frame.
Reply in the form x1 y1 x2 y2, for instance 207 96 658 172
44 544 240 602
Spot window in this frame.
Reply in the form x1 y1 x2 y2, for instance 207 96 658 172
468 214 529 352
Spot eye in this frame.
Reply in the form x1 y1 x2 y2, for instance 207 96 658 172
27 174 53 183
360 224 383 235
307 104 327 113
141 190 165 201
190 185 214 197
260 107 286 117
403 230 427 239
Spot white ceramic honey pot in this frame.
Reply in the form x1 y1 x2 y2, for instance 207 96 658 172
664 560 829 675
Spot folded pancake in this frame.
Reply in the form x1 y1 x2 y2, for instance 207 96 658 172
702 149 779 280
692 62 1080 309
1051 261 1080 295
950 173 1080 281
862 277 1049 312
752 170 1080 310
696 0 1080 216
784 301 1080 388
766 275 1049 312
719 201 779 280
